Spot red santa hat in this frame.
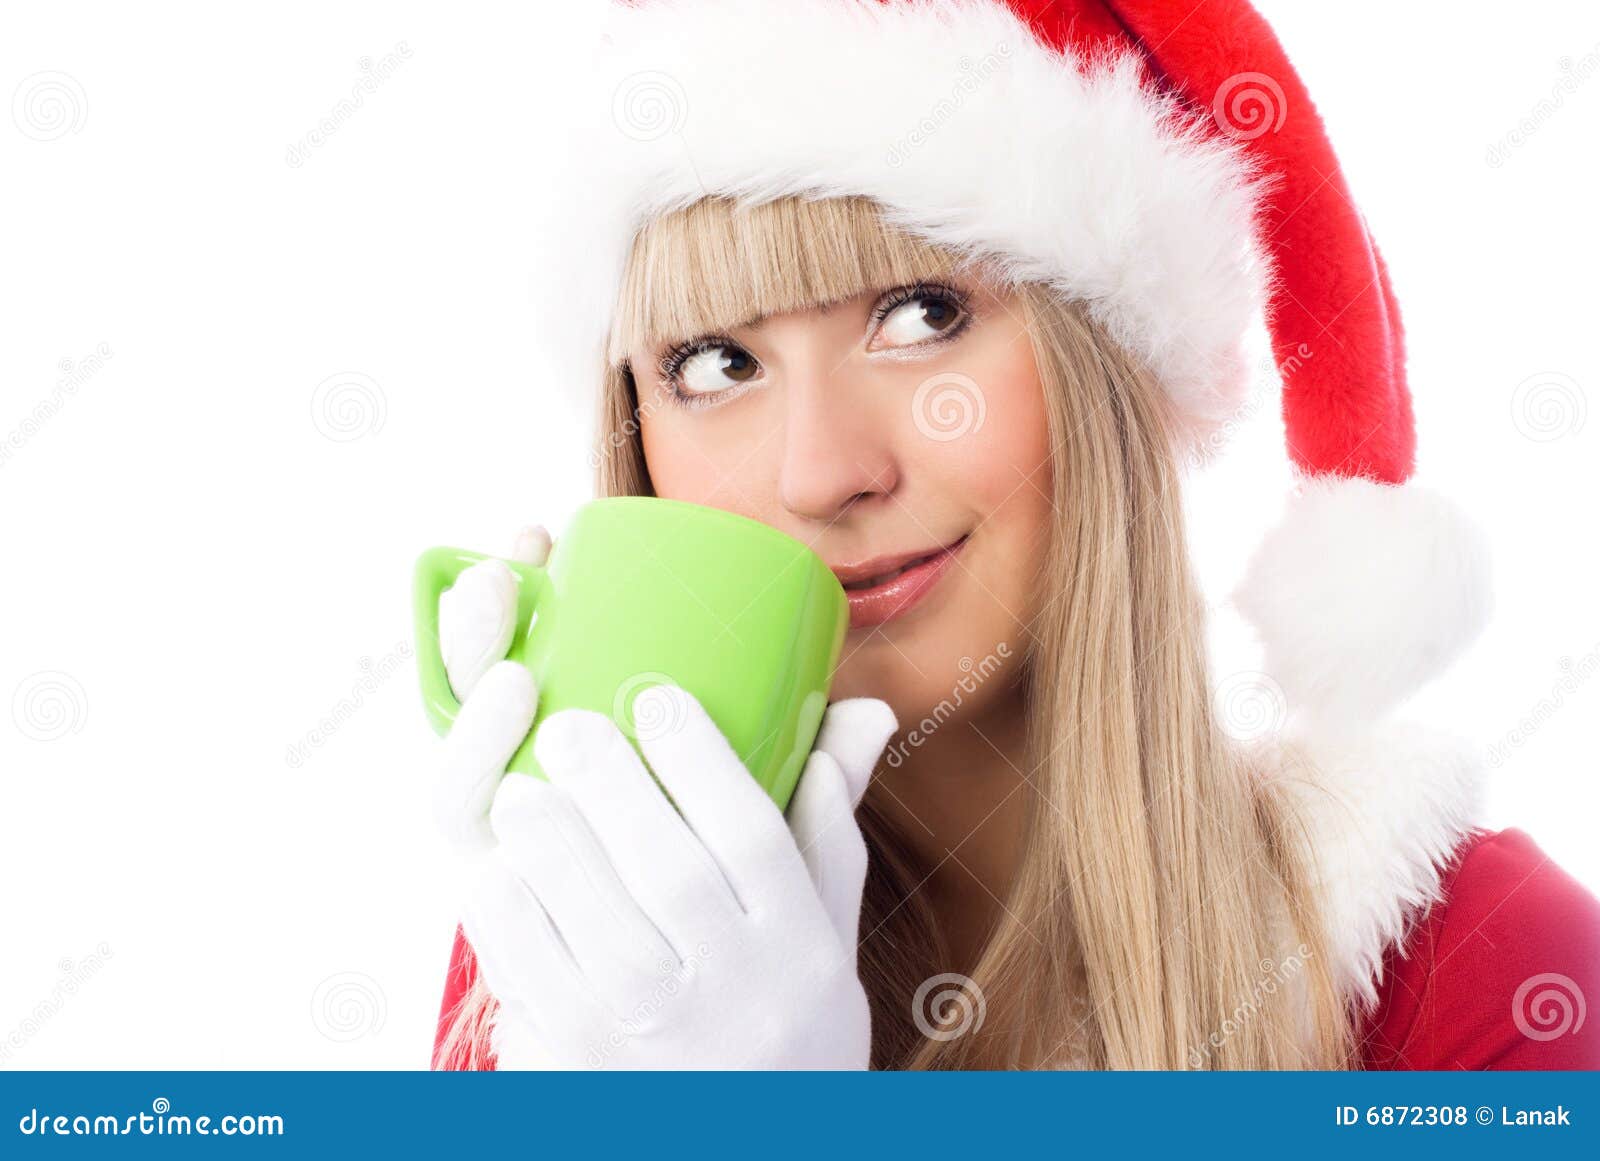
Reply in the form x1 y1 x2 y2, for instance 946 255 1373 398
534 0 1492 736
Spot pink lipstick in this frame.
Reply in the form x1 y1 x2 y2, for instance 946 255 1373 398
830 535 969 630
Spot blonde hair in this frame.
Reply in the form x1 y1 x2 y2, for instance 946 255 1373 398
438 195 1354 1070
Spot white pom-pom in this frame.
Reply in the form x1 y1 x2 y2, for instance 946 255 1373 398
1232 476 1492 730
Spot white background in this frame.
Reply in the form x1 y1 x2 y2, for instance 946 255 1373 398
2 1 1596 1068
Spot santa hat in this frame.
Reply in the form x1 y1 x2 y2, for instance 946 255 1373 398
534 0 1492 737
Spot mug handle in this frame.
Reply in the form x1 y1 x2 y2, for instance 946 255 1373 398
412 546 547 736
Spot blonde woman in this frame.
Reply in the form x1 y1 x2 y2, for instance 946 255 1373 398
428 0 1600 1069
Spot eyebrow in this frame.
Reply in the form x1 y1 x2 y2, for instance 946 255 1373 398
647 297 839 358
738 295 841 333
755 292 858 330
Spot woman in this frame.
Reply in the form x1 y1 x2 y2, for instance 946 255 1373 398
429 0 1600 1069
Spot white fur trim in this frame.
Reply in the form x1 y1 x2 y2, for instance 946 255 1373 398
1232 476 1494 732
536 0 1267 429
1254 724 1486 1008
487 1005 560 1070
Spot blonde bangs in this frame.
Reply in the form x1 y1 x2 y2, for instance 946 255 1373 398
605 195 982 367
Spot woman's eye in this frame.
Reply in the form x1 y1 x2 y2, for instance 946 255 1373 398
876 292 965 348
675 343 760 396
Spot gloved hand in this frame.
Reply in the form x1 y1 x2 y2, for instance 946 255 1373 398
432 525 898 1069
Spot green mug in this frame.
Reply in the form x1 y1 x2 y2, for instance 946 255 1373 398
413 497 849 810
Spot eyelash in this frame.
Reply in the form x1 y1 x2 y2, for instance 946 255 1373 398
654 282 972 407
867 283 969 336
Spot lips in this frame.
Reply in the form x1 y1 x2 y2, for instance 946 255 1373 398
830 535 969 630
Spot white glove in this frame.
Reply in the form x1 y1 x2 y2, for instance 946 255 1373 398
432 526 898 1069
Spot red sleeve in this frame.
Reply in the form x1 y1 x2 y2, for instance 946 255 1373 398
431 924 498 1071
1360 828 1600 1070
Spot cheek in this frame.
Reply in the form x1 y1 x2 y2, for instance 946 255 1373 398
913 340 1053 515
639 414 702 496
829 355 1054 720
638 404 762 511
965 356 1054 612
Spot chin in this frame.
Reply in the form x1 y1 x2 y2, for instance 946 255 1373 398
831 610 1024 739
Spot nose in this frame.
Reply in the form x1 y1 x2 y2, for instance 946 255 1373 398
777 370 900 523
